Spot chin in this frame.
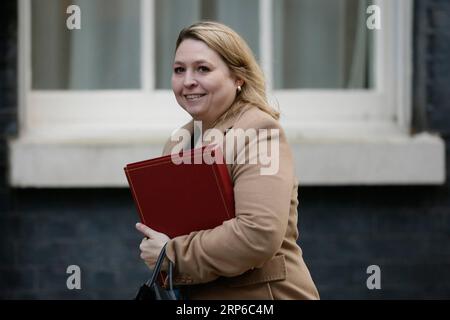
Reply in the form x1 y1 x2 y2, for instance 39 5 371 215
184 105 206 117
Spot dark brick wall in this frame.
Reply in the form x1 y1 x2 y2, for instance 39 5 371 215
299 184 450 299
1 189 149 299
0 0 17 213
1 0 449 299
423 0 450 134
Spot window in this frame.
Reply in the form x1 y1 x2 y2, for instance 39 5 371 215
32 0 141 90
11 0 445 186
23 0 405 136
273 0 374 89
155 0 260 89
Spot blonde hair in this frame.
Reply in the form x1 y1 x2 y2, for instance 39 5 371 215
175 21 280 124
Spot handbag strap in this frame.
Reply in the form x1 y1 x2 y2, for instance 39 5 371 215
168 258 174 290
145 242 174 289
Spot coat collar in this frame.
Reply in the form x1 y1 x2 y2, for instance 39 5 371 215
163 105 251 155
187 106 250 147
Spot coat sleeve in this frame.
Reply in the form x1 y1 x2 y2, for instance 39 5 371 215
165 116 295 285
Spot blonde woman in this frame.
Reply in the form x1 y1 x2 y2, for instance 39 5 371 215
136 21 319 300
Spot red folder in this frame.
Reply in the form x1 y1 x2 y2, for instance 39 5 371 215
124 144 235 238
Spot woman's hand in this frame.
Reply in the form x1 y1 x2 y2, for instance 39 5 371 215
135 223 170 271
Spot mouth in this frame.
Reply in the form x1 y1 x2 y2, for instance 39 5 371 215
184 94 207 101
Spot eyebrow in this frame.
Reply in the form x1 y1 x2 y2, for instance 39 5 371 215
173 59 212 65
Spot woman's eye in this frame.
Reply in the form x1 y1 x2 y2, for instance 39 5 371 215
174 67 184 74
198 66 210 73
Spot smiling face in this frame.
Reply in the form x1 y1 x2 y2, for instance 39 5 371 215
171 39 241 127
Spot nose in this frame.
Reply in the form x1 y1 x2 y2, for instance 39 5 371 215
183 70 197 88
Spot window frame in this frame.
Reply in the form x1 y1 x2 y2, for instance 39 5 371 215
12 0 444 187
19 0 411 138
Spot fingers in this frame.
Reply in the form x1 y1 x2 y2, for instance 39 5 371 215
139 238 148 251
135 222 158 239
135 223 171 243
135 223 171 270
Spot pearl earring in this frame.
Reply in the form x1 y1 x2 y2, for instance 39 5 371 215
237 85 242 93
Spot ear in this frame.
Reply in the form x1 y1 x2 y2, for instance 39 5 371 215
235 79 244 87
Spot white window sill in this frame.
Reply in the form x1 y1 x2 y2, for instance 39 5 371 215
8 129 446 187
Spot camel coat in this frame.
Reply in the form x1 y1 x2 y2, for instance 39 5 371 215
162 105 319 300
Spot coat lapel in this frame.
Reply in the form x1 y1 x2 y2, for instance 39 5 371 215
163 108 246 156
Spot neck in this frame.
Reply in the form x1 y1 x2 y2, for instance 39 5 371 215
192 104 234 131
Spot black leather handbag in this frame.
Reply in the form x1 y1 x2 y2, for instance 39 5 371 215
135 243 178 300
